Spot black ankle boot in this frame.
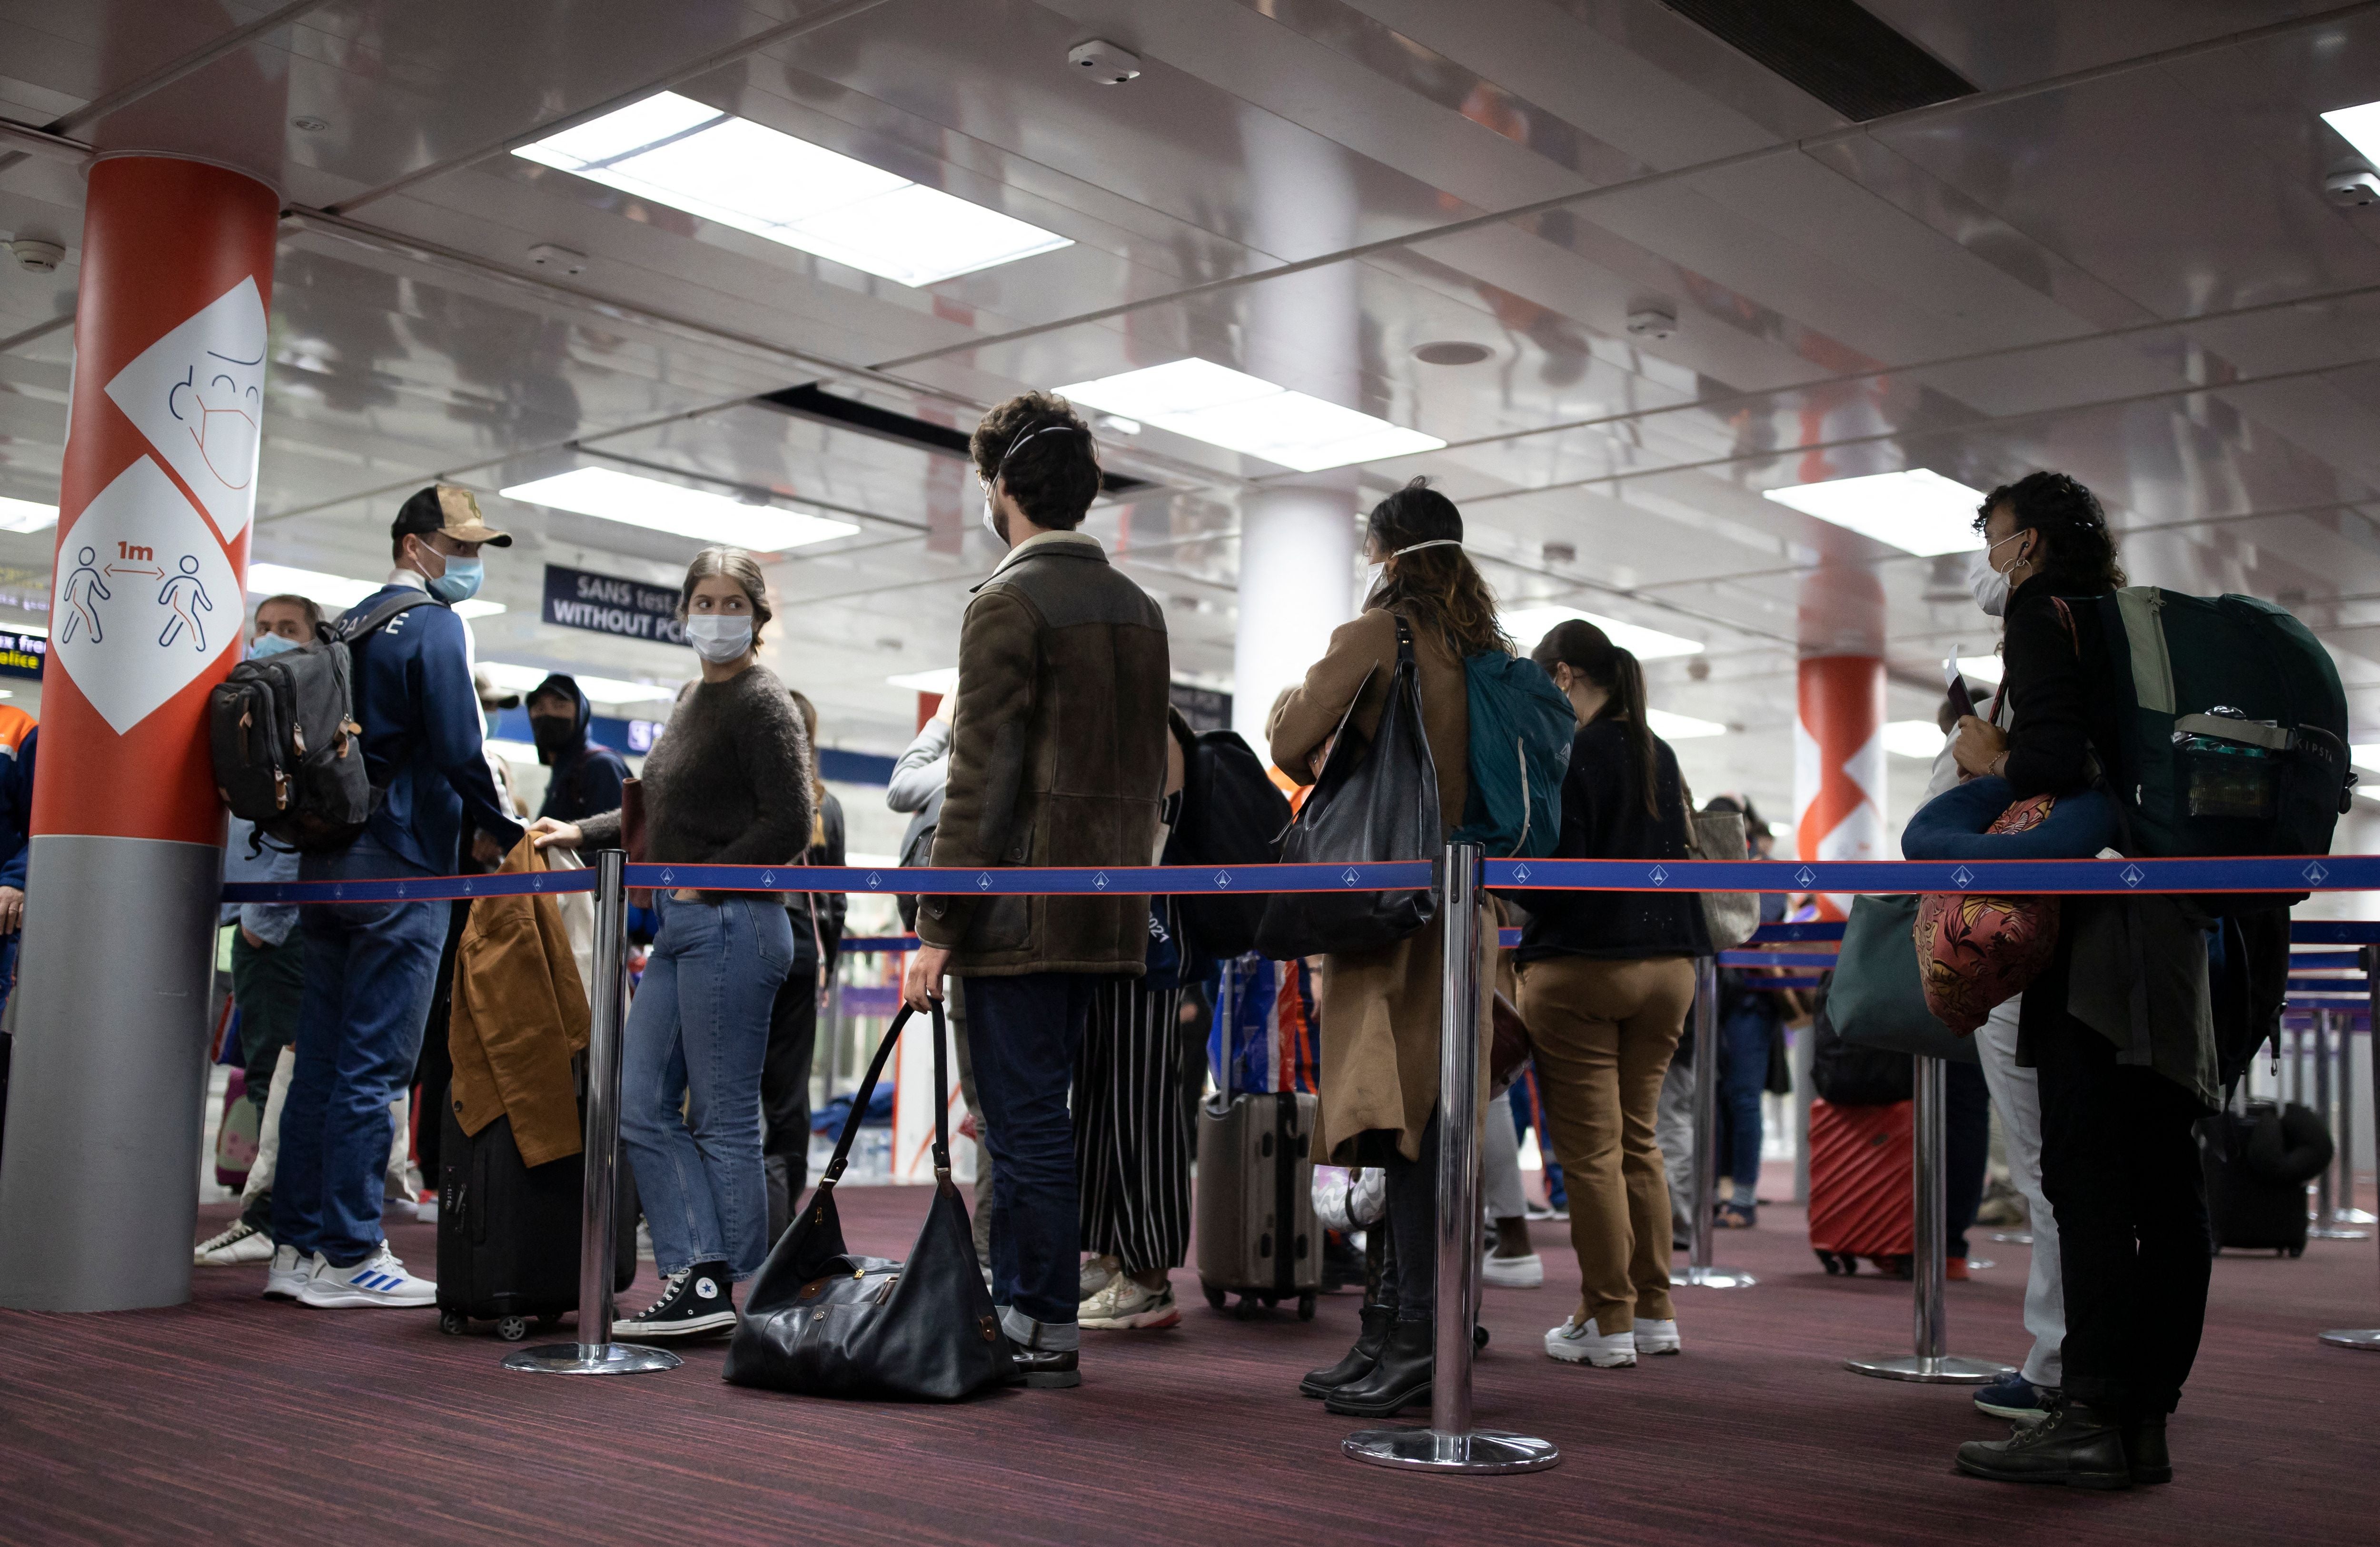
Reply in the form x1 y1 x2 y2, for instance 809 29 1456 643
1300 1304 1395 1398
2122 1414 2171 1485
1322 1318 1432 1418
1955 1400 2131 1489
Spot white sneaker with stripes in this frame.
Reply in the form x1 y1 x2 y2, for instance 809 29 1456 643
296 1244 436 1309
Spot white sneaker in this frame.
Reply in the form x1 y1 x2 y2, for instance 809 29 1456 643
1080 1275 1182 1330
1079 1253 1121 1301
195 1220 273 1266
1545 1315 1636 1368
296 1244 436 1309
408 1195 439 1225
263 1243 314 1301
1481 1252 1544 1289
1633 1318 1682 1356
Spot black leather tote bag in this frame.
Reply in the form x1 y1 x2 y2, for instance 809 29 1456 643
723 1001 1017 1402
1253 615 1441 959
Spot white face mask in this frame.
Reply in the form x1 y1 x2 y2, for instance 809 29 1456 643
1967 530 2030 618
981 485 1004 546
686 614 754 664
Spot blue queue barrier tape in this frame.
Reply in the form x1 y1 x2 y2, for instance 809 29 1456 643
2292 951 2366 968
221 868 598 905
1751 922 1847 942
842 935 921 953
621 859 1436 896
2288 920 2380 943
1483 854 2378 894
1717 951 1841 968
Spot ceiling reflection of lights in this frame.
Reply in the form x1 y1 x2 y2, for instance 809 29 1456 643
1055 358 1445 472
246 560 506 618
1646 708 1726 739
888 667 960 695
1762 469 1988 556
480 660 672 706
0 496 58 533
501 468 858 551
1500 605 1704 660
2323 101 2380 166
515 91 1072 287
1884 720 1948 759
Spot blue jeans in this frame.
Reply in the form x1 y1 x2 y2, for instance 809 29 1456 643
963 972 1097 1329
1715 1003 1773 1203
1508 1073 1566 1209
622 892 792 1280
273 835 446 1266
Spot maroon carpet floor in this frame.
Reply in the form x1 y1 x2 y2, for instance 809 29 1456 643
3 1185 2377 1546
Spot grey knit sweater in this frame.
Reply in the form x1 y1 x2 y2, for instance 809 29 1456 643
579 664 813 885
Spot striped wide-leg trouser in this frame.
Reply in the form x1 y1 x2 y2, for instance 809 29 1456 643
1073 978 1193 1276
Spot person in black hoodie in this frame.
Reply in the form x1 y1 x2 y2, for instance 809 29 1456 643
527 673 629 824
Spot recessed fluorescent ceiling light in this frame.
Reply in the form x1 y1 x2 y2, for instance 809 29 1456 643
502 467 857 552
888 667 961 695
1884 720 1948 759
480 661 672 705
1762 469 1987 556
2324 101 2380 168
514 91 1070 287
1055 358 1444 473
1500 605 1703 661
1646 708 1726 739
245 560 506 618
0 496 58 533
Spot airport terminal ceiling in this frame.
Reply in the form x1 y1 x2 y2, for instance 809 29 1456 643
9 0 2380 834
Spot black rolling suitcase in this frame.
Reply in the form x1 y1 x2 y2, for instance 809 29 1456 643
1193 1008 1322 1320
435 1105 635 1340
2199 1100 2326 1258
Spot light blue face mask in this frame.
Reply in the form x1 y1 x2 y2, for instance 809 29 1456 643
250 632 302 660
428 555 484 605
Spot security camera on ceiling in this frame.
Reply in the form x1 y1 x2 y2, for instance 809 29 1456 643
1068 40 1142 84
1625 304 1677 340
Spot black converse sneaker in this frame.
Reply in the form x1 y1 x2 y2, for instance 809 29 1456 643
613 1263 737 1339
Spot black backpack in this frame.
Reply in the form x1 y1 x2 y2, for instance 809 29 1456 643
209 592 432 854
1164 727 1293 962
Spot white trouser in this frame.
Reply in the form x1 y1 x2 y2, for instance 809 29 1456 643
239 1048 412 1206
1973 994 2065 1388
1484 1092 1527 1221
1657 1055 1695 1237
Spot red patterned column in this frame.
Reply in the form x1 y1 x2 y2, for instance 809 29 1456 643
1795 654 1886 920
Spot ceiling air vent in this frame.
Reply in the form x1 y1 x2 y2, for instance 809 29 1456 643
1657 0 1975 122
757 383 1150 496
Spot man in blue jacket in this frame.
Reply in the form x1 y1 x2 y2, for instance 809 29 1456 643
271 486 524 1309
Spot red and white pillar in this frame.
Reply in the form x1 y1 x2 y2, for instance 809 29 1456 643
1795 655 1886 921
0 156 277 1310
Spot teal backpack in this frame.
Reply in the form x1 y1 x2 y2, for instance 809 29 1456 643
1452 652 1576 859
2080 587 2351 858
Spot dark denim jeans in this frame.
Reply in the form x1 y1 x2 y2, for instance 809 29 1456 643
273 835 446 1266
962 972 1098 1329
1715 1003 1772 1200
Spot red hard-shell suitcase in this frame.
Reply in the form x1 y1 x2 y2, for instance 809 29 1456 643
1807 1097 1913 1276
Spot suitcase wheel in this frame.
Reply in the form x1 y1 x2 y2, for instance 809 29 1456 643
437 1307 468 1337
1298 1292 1317 1322
2287 1245 2305 1259
496 1315 532 1343
1201 1280 1227 1310
1815 1250 1841 1275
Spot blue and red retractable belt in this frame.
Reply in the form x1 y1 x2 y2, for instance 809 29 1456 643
1478 854 2375 895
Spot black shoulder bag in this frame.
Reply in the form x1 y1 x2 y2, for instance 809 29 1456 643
723 999 1016 1401
1253 615 1441 959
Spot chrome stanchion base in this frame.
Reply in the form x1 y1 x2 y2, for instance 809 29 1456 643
502 1341 682 1376
1682 1264 1755 1289
1344 1427 1561 1474
2309 1226 2371 1240
1844 1353 2011 1384
2318 1328 2380 1350
1987 1231 2032 1245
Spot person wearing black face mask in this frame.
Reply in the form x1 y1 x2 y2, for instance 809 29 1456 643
528 673 629 825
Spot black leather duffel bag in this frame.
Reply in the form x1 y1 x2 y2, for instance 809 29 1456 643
1253 615 1441 959
723 1000 1016 1402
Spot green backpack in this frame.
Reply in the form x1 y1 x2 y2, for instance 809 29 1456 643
2081 587 2351 858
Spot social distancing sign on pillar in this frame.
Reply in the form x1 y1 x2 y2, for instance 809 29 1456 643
34 157 278 845
1795 655 1886 920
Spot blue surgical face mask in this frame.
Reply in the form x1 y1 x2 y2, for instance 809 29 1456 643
250 632 301 660
428 554 483 605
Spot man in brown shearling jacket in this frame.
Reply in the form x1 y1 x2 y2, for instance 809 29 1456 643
901 391 1169 1388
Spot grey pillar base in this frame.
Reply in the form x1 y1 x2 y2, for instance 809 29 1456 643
0 835 222 1310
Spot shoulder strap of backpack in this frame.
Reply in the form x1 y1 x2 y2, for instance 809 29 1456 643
333 590 436 645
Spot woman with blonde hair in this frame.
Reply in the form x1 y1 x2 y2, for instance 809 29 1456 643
533 545 813 1338
1268 477 1502 1418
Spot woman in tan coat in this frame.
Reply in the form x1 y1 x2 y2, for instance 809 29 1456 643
1268 477 1503 1419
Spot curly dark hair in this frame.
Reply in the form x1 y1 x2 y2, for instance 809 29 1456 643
1366 477 1510 660
1973 470 2125 589
970 391 1101 531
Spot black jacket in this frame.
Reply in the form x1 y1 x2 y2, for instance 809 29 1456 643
1998 574 2120 801
788 788 847 978
532 673 630 824
1516 718 1711 962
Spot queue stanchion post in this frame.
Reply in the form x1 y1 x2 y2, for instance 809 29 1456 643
505 849 681 1377
1846 1054 2010 1384
1685 956 1751 1289
1346 842 1559 1475
2321 950 2380 1351
2312 1011 2369 1240
2338 1008 2376 1226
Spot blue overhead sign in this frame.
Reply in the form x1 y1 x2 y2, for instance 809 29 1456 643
542 564 684 645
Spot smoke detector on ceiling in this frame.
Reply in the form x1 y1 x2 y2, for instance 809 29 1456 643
2326 167 2380 207
1068 40 1142 84
527 243 588 276
1625 305 1677 340
8 240 64 274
